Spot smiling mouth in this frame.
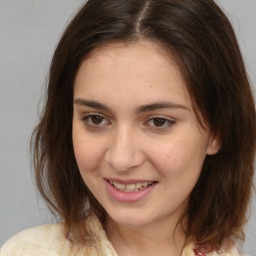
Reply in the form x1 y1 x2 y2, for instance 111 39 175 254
107 180 156 192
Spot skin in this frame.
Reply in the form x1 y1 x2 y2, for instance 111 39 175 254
72 40 219 256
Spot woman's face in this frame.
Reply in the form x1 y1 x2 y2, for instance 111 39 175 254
72 41 219 227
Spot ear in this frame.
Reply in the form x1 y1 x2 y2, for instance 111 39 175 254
207 133 221 155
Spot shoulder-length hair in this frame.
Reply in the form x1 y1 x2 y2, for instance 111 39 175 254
32 0 256 249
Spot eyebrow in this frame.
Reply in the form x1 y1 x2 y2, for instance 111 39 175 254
136 102 189 113
73 98 189 113
74 98 111 112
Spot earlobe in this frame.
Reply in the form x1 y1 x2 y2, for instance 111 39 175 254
207 133 221 155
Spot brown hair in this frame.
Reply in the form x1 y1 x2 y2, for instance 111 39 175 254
32 0 256 250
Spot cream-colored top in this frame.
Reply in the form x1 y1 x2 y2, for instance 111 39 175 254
0 215 246 256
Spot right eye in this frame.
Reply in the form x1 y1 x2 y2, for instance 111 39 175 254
82 114 110 127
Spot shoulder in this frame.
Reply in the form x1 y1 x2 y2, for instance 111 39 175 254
0 218 117 256
182 242 249 256
0 223 75 256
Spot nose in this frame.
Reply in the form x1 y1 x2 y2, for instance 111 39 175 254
104 125 145 171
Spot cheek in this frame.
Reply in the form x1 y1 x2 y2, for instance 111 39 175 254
75 145 103 174
150 136 207 180
72 127 104 173
73 136 106 194
74 143 98 172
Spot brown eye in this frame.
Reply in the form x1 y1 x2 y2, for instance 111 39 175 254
91 115 104 125
147 117 175 129
82 114 109 127
152 118 167 127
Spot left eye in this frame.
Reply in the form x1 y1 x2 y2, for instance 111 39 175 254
148 117 174 128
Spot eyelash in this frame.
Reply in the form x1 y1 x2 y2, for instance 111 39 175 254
146 116 175 129
81 113 110 128
81 113 175 130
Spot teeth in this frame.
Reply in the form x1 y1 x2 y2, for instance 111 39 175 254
135 182 143 189
114 183 125 190
109 180 154 192
142 182 148 187
126 184 135 190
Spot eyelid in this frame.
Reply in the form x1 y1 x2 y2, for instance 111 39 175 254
80 112 175 130
81 112 111 127
145 115 176 129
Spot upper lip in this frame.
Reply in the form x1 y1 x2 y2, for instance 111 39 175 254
104 177 157 184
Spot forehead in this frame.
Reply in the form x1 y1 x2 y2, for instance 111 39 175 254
81 41 181 78
74 40 191 110
84 40 175 65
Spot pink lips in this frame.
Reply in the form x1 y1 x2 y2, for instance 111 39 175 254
104 178 157 203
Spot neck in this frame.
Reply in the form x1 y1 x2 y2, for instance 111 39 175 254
104 214 187 256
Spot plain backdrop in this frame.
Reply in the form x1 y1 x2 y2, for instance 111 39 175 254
0 0 255 254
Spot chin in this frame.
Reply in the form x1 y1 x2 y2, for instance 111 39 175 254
107 209 153 227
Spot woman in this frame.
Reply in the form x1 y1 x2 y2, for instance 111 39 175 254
1 0 255 255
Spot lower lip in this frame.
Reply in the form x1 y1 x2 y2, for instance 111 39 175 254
104 179 157 202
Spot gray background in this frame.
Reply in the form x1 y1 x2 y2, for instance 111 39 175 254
0 0 255 254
